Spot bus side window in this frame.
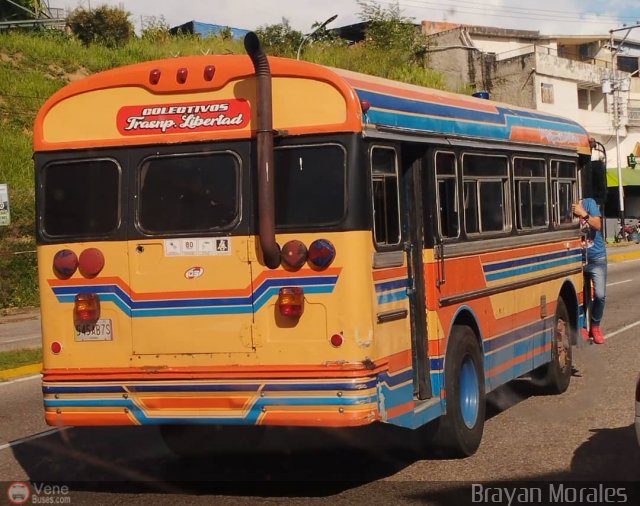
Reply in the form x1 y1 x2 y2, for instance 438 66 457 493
514 157 548 230
551 160 577 225
371 146 401 247
462 154 509 235
435 151 459 239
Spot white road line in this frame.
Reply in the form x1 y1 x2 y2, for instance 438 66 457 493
606 279 632 287
0 428 66 452
0 374 40 387
1 335 41 344
606 320 640 340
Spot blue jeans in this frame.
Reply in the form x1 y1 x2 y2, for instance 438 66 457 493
584 255 607 325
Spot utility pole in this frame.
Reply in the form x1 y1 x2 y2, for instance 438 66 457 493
607 24 640 237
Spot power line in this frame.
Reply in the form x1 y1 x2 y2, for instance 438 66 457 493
385 0 640 27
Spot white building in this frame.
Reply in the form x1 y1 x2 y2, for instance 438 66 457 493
423 22 640 218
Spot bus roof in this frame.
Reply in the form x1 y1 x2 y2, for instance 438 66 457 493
33 54 590 155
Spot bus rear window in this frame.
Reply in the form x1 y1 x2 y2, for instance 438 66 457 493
274 144 346 227
138 153 239 233
43 159 119 237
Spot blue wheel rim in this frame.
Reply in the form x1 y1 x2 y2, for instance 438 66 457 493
460 356 480 428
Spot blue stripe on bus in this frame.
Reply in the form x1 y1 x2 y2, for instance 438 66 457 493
44 391 378 425
377 289 407 304
52 275 339 316
485 256 580 282
374 278 408 292
484 318 551 353
355 89 584 130
483 249 581 273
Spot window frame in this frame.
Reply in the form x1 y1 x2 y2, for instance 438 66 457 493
273 141 348 229
369 144 402 249
40 157 122 239
461 152 511 237
434 150 460 240
550 158 578 227
135 150 242 236
512 156 549 231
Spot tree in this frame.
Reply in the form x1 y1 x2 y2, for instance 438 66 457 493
357 0 427 64
67 5 134 48
141 15 170 43
0 0 36 20
255 18 303 57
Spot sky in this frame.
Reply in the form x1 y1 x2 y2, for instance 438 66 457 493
55 0 640 37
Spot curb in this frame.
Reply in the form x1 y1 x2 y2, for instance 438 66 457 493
608 250 640 263
0 363 42 381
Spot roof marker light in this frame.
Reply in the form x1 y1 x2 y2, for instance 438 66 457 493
177 67 188 84
149 69 161 85
204 65 216 81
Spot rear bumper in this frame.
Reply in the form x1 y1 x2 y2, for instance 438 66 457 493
43 375 380 427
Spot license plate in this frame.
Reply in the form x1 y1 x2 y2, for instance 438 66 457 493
75 319 113 341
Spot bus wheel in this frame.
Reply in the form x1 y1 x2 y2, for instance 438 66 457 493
159 424 265 457
431 325 485 458
531 298 573 394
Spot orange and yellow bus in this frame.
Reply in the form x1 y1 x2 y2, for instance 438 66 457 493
34 33 595 457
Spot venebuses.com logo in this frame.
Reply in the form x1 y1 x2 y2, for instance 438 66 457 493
6 482 71 504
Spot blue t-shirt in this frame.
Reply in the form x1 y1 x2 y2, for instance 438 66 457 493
582 198 606 260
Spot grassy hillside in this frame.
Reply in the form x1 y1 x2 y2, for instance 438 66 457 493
0 30 445 310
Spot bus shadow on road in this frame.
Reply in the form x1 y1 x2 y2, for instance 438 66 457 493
11 423 435 496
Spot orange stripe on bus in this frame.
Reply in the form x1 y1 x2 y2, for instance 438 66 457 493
486 343 552 377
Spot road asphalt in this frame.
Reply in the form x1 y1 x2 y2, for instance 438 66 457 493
1 240 640 380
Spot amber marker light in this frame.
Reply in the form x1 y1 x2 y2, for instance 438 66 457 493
74 293 101 330
277 287 304 318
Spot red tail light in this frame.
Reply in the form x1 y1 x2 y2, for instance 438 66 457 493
53 249 78 278
79 248 105 278
278 287 304 318
74 293 100 329
281 240 307 270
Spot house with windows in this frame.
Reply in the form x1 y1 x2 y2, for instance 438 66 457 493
422 21 640 222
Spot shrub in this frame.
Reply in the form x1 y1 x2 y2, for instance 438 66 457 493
67 5 134 48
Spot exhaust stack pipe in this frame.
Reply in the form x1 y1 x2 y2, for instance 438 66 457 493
244 32 280 269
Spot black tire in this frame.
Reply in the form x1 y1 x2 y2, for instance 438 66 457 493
431 325 485 458
159 424 265 457
531 298 573 394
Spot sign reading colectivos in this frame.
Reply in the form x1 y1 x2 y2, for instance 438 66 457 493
116 99 250 135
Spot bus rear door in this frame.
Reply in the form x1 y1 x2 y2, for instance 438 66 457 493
128 151 256 356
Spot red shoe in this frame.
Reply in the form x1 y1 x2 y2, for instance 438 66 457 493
580 327 590 342
590 325 605 344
